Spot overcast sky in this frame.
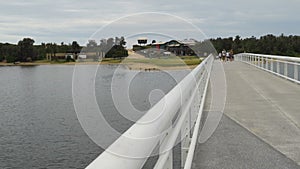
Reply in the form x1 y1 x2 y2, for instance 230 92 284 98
0 0 299 45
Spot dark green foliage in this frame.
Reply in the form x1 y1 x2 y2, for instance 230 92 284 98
0 39 82 62
18 38 35 61
71 41 81 53
105 45 128 58
100 36 128 58
66 55 75 62
0 43 18 62
211 34 300 57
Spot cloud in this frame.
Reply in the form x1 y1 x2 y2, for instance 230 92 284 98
0 0 299 44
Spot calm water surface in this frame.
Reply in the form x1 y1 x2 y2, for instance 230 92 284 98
0 65 189 169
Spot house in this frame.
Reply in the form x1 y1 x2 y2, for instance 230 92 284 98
151 40 196 56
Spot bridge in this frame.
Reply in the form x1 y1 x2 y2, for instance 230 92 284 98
86 53 300 169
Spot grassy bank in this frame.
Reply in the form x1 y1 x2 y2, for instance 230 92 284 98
0 56 202 70
122 57 201 67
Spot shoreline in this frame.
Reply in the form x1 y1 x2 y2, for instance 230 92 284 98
0 61 198 70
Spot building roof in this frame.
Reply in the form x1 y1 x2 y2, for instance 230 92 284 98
168 44 181 47
137 37 148 40
179 39 197 46
152 41 165 45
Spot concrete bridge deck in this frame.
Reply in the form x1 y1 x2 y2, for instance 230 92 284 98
192 61 300 169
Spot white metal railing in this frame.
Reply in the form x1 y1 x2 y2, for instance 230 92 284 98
86 54 214 169
235 53 300 84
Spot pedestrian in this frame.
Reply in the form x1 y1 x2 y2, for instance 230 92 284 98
230 49 234 61
226 52 230 61
222 49 226 62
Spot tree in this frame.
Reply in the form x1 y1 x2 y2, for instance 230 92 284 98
106 38 114 51
17 38 35 62
0 43 18 62
233 35 243 53
99 39 107 58
71 41 81 59
35 43 47 60
105 36 128 58
66 55 75 62
87 40 97 48
120 36 126 46
105 45 128 58
71 41 80 52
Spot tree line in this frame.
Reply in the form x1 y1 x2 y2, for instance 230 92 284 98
1 34 299 63
211 34 300 57
83 36 128 59
0 38 81 63
0 36 128 63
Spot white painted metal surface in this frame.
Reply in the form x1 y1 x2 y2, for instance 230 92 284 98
86 55 214 169
235 53 300 84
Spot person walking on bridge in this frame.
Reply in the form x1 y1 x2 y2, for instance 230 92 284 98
221 49 226 62
230 49 234 61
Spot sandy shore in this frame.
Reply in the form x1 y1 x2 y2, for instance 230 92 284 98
0 61 197 70
124 62 197 70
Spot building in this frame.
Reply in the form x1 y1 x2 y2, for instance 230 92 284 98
151 40 196 56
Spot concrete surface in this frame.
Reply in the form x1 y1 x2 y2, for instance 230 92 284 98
192 61 300 168
192 115 299 169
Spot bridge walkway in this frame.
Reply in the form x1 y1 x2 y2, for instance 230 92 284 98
192 61 300 169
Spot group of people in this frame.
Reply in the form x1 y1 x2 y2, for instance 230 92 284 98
218 49 234 62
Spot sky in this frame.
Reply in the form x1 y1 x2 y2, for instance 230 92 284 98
0 0 299 45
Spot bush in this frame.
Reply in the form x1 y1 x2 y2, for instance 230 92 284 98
6 55 16 63
105 45 128 58
66 55 75 62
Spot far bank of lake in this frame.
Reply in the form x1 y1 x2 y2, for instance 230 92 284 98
0 56 202 70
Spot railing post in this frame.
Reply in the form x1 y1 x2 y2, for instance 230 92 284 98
277 60 280 74
160 123 173 169
295 64 299 81
284 62 288 77
258 56 261 67
271 58 274 72
181 108 191 168
266 57 269 70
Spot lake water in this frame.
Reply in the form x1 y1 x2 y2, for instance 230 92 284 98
0 65 189 169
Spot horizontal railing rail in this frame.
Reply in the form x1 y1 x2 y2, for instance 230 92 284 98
86 54 214 169
235 53 300 84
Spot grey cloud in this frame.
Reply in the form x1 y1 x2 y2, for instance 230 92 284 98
0 0 299 44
